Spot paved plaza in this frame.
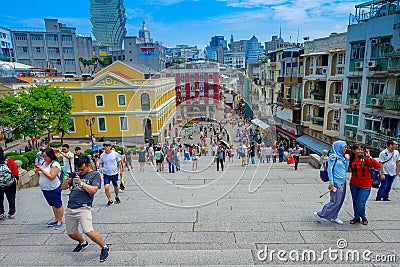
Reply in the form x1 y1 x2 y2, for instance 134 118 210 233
0 150 399 266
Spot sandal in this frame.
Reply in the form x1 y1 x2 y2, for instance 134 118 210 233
350 217 360 224
0 214 6 220
362 218 368 225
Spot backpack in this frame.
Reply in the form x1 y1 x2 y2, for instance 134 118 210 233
319 157 338 182
0 160 14 187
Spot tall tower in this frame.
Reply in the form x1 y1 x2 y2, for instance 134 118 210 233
90 0 127 50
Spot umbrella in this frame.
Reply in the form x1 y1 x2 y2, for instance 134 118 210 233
92 144 103 152
184 143 194 148
219 140 230 148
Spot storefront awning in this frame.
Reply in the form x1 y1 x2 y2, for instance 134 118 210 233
275 126 298 140
251 118 270 130
296 134 331 156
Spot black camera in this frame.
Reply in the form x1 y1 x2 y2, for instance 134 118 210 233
69 172 76 179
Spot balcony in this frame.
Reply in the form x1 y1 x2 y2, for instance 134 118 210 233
311 116 324 126
388 55 400 72
383 98 400 110
311 92 326 101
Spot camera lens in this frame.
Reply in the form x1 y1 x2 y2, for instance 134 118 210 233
69 172 76 178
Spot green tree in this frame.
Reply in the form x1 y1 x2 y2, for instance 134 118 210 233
0 84 73 145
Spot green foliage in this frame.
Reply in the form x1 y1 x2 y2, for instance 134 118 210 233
0 84 73 141
114 145 123 155
5 152 20 157
9 155 29 170
50 141 62 148
84 149 94 156
23 150 38 165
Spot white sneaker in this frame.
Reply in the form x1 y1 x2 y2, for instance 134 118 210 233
330 218 344 225
314 212 322 221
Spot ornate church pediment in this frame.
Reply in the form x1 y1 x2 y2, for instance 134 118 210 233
85 73 132 88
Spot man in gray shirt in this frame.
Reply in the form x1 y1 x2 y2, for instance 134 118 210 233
61 155 109 262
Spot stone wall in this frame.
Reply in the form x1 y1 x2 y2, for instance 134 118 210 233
14 160 39 190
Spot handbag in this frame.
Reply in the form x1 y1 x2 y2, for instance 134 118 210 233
287 155 295 164
119 176 126 191
370 168 381 189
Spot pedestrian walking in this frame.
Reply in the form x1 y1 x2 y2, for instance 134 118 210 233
293 144 302 170
216 145 225 171
166 146 175 173
137 146 147 172
34 148 64 230
124 147 133 171
74 147 86 171
314 140 349 224
60 144 74 173
192 145 200 171
277 145 284 163
0 147 19 220
349 144 382 225
376 140 400 201
61 155 109 262
99 141 123 207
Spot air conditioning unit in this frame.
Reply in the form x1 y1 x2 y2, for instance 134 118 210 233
367 60 377 68
370 98 382 106
356 133 367 143
349 99 360 105
345 130 354 138
371 140 381 149
355 61 363 69
371 38 380 45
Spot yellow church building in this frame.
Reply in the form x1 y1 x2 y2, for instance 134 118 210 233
53 61 176 144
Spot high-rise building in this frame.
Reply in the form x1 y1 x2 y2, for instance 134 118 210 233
90 0 127 51
0 26 12 62
10 18 93 74
205 36 227 63
341 0 400 151
112 22 166 72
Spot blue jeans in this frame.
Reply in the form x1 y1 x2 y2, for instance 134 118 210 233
376 174 396 200
350 184 371 219
168 160 175 173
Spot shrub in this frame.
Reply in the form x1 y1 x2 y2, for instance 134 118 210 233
84 149 94 155
23 150 39 165
50 141 62 148
5 152 20 157
8 155 30 170
114 145 123 155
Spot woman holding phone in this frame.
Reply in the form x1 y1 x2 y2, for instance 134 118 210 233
34 148 64 230
349 144 382 225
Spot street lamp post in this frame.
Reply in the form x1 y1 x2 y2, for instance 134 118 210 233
86 117 95 149
24 113 42 149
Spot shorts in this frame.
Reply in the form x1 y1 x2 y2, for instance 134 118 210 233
103 174 119 186
65 207 94 234
42 186 63 208
156 159 162 164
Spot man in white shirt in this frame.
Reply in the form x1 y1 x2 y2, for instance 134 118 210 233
99 141 123 207
60 144 74 173
376 140 400 201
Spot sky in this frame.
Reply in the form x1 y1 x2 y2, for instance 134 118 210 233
1 0 361 49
